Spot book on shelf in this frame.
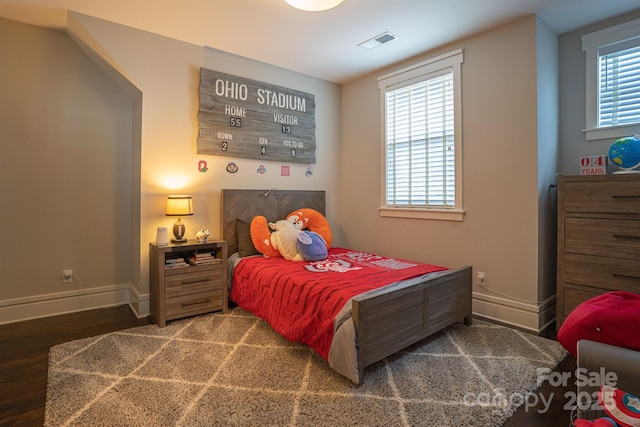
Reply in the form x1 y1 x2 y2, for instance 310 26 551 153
165 257 189 269
165 261 189 269
194 251 216 259
188 255 221 265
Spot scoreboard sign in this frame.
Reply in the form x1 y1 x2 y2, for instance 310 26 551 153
197 68 316 163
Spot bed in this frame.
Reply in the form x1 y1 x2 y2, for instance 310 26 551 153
222 189 472 384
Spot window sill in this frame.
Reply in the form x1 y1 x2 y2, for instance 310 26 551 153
379 207 465 221
584 123 640 141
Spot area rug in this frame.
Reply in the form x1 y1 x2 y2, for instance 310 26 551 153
45 308 567 426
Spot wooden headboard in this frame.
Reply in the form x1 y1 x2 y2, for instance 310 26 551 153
222 189 326 254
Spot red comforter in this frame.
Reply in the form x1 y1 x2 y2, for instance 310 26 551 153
231 247 447 360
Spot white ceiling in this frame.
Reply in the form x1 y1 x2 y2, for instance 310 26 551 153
0 0 638 84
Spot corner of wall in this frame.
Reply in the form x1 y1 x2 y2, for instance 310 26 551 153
64 11 144 311
66 11 142 100
127 285 150 319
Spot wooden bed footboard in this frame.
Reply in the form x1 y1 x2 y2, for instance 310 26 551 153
352 265 473 383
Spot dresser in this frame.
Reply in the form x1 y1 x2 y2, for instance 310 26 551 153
556 174 640 329
149 239 228 327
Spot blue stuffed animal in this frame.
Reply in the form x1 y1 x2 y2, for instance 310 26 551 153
297 230 328 261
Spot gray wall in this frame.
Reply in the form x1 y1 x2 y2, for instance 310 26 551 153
536 17 560 303
0 17 134 319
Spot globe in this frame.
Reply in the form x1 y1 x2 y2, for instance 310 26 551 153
608 134 640 173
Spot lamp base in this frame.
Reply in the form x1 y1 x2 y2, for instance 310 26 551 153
172 218 187 243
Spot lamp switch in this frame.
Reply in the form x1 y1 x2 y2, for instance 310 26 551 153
62 270 73 283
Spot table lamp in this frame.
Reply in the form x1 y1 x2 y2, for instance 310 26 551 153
166 195 193 243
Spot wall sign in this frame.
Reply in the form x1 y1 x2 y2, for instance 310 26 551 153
198 68 316 164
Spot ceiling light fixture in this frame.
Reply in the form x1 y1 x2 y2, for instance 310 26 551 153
284 0 344 12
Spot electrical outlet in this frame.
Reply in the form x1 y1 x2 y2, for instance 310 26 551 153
476 271 486 286
62 270 73 283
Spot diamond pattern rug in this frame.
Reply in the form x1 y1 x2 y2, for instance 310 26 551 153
45 308 567 426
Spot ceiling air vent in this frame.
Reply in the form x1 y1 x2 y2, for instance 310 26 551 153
358 31 398 50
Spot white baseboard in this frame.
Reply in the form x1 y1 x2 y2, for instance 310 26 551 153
0 284 131 325
472 291 556 333
1 285 555 331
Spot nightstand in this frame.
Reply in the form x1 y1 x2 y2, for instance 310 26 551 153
149 239 228 327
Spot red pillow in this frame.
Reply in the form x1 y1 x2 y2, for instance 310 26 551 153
558 291 640 357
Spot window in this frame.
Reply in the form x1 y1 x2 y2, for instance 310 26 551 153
378 49 463 221
583 18 640 141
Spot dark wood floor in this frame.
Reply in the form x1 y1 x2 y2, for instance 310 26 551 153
502 338 576 427
0 306 574 427
0 306 150 427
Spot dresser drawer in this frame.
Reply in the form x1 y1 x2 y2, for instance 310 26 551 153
563 179 640 214
561 253 640 292
564 217 640 260
165 268 223 297
166 289 223 317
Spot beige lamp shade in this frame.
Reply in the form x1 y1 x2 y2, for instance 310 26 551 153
166 195 193 216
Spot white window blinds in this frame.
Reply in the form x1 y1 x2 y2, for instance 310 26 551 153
583 18 640 140
599 39 640 127
385 71 455 208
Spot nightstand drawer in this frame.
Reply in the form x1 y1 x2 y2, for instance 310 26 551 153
564 217 640 260
166 289 223 317
165 268 222 297
562 253 640 292
563 179 640 214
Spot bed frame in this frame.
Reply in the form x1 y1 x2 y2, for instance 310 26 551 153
222 189 473 383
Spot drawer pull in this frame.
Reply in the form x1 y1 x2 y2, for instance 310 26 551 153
182 299 211 307
612 273 640 281
612 234 640 241
181 278 209 285
613 195 640 199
